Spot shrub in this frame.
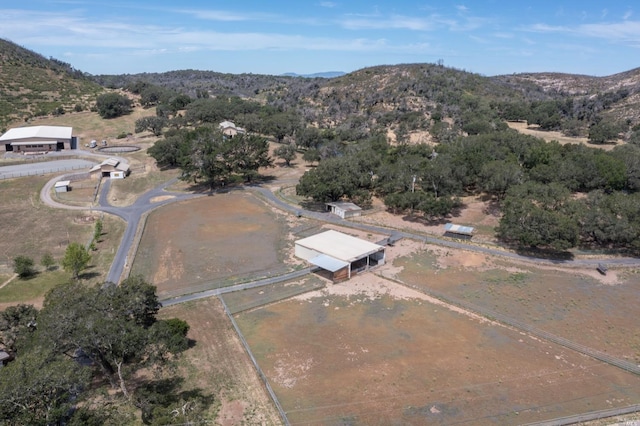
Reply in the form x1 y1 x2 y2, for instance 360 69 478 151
13 255 35 278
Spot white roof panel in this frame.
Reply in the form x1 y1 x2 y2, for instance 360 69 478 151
309 254 349 272
296 230 383 262
0 126 72 142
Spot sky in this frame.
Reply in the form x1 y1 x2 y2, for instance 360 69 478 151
1 1 639 77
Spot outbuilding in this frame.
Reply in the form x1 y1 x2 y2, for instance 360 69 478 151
0 126 75 153
54 180 71 193
295 230 385 282
89 157 130 179
444 223 474 240
326 201 362 219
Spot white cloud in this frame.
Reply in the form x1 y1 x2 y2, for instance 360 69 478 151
319 2 337 8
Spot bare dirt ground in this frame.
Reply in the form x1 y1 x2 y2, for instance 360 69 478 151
131 192 290 299
237 270 640 424
159 298 282 425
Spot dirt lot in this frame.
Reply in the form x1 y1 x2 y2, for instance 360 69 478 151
159 298 282 425
131 192 293 299
235 240 640 424
389 241 640 362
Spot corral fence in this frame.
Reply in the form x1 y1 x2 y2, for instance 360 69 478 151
0 163 90 180
0 154 77 166
379 274 640 377
219 297 290 426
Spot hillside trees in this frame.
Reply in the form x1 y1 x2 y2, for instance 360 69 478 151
135 116 168 136
96 92 133 119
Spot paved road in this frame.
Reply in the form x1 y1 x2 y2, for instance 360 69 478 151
96 178 203 283
33 156 640 290
250 185 640 268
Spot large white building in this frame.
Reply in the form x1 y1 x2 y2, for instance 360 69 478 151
295 230 385 282
0 126 76 153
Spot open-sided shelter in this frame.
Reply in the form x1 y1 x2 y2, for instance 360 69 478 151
295 230 385 282
0 126 75 153
444 223 474 240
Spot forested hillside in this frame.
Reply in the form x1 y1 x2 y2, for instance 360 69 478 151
0 39 103 130
3 37 640 254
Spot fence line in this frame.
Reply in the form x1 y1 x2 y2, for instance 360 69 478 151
219 297 290 426
0 163 91 180
377 273 640 377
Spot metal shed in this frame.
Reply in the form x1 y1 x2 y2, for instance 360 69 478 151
295 230 385 282
54 180 71 193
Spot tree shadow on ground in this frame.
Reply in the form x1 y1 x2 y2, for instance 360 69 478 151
513 246 575 262
300 199 326 212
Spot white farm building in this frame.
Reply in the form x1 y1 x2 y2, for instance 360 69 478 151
295 230 385 282
0 126 76 153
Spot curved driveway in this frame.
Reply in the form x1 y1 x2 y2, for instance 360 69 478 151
36 164 640 287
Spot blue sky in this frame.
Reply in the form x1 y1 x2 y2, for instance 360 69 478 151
1 1 639 76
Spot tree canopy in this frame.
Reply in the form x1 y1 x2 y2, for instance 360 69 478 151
148 125 272 189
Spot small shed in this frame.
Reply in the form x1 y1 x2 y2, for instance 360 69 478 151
326 202 362 219
444 223 474 240
295 230 385 282
54 180 71 193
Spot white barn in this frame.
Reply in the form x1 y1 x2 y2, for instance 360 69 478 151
0 126 75 153
295 230 385 282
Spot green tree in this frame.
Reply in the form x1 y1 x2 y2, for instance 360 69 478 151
13 255 35 278
37 277 178 400
0 304 38 353
96 93 133 119
135 116 168 136
94 218 103 242
61 242 91 279
274 143 297 167
40 253 55 271
479 160 523 199
588 120 621 144
0 350 90 426
497 182 579 251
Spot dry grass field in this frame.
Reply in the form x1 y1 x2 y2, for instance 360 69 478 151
131 192 294 299
507 121 623 151
159 298 282 425
233 241 640 425
394 246 640 363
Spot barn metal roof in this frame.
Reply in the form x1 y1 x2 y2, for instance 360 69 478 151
309 254 349 272
295 230 384 262
444 223 475 235
0 126 72 141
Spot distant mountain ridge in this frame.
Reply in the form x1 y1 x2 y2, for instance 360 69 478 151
2 36 640 133
281 71 345 78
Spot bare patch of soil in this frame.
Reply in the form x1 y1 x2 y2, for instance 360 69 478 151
132 192 288 298
507 121 623 151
